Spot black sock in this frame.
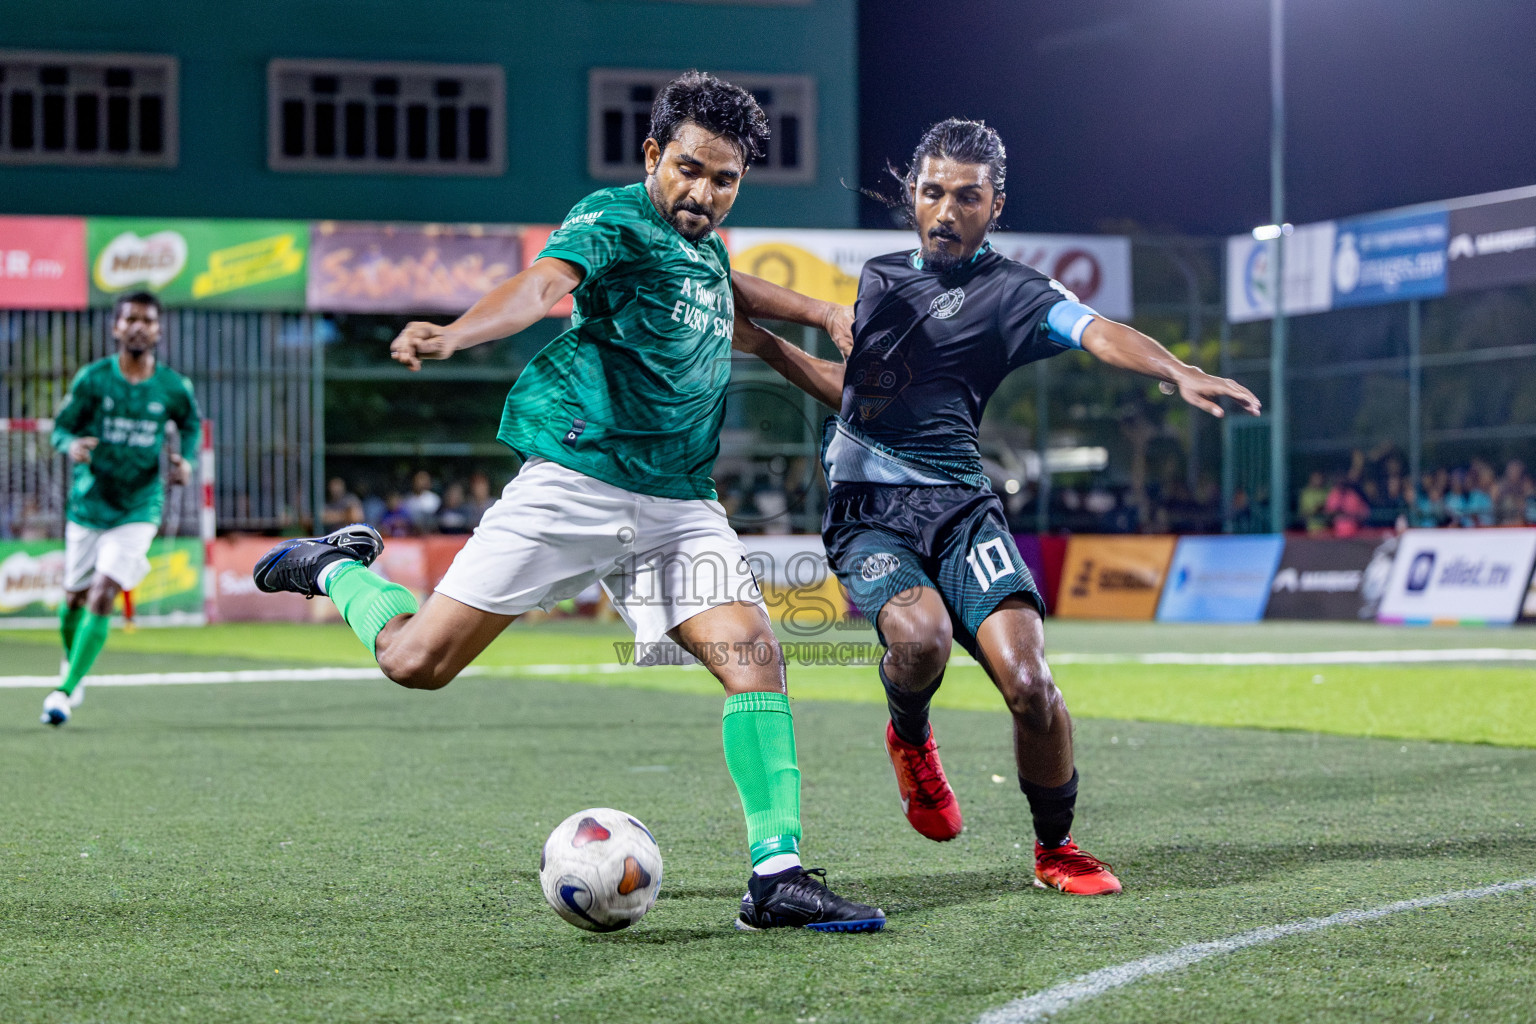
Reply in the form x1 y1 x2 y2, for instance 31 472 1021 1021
748 865 803 900
880 663 942 746
1019 768 1078 848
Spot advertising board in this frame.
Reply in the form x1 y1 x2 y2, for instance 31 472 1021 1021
1225 222 1336 323
725 228 1133 320
1330 208 1448 308
307 222 524 313
0 537 203 627
1054 536 1176 620
1156 535 1286 623
1376 528 1536 625
1264 535 1397 621
88 217 309 309
1447 195 1536 294
0 215 88 309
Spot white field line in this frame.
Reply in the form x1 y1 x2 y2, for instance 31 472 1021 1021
1044 647 1536 666
976 877 1536 1024
1 647 1533 689
0 663 655 689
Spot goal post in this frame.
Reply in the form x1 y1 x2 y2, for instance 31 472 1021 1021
0 417 214 629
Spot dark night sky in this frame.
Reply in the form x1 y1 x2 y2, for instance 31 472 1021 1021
857 1 1536 236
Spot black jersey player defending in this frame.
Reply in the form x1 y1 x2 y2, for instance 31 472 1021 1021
735 119 1260 895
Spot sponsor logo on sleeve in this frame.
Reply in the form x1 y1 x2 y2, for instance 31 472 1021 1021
859 552 901 582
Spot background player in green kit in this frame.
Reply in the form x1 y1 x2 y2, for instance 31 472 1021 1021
253 73 883 932
43 291 201 726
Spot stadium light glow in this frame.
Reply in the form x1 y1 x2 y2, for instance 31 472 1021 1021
1251 223 1293 241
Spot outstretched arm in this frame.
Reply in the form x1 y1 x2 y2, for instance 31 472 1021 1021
1080 318 1262 418
733 316 846 410
731 271 854 357
390 257 583 370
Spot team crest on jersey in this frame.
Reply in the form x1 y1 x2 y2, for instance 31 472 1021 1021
928 287 965 319
860 552 902 582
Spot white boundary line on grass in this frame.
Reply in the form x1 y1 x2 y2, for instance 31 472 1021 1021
0 663 650 688
2 647 1535 689
975 877 1536 1024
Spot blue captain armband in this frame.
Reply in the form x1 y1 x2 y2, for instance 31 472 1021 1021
1044 300 1099 349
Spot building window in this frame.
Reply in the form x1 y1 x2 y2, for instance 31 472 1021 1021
267 59 503 175
588 69 815 184
0 50 178 168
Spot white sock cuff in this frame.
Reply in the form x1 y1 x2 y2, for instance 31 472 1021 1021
752 852 802 876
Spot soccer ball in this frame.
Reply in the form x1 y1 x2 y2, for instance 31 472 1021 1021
539 808 663 932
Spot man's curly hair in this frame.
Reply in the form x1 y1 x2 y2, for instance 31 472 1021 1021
649 71 770 165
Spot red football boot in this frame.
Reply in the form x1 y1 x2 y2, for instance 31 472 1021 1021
884 721 964 841
1034 837 1122 895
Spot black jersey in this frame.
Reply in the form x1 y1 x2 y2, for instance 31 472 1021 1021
831 244 1094 484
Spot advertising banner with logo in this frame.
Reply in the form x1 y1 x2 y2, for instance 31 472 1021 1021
1377 528 1536 625
209 535 433 623
0 216 88 310
1447 194 1536 294
0 538 203 627
1225 222 1336 323
725 228 1133 321
87 218 309 309
1156 535 1285 623
1263 536 1397 621
1055 535 1176 620
307 222 524 313
1330 208 1448 308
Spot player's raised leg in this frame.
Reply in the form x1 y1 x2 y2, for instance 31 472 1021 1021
974 598 1121 895
665 600 885 933
874 585 965 841
252 522 516 689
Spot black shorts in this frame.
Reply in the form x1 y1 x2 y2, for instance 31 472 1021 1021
821 483 1044 657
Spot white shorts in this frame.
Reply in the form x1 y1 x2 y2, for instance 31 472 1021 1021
63 521 158 592
434 458 764 644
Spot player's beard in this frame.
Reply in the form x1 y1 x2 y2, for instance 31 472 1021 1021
920 226 967 274
648 179 717 242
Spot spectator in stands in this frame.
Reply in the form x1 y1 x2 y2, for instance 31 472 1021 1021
1371 475 1409 530
437 482 475 534
1464 461 1496 526
403 470 441 533
1409 475 1445 527
1443 470 1471 527
378 492 413 537
1297 471 1329 535
466 471 496 524
1495 460 1527 525
1324 475 1370 537
321 476 365 530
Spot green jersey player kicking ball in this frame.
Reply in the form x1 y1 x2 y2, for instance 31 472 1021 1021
44 291 202 726
254 72 884 932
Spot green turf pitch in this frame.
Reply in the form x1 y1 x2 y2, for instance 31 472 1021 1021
5 619 1536 746
3 653 1535 1022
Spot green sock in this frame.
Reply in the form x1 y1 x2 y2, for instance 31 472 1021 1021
60 603 85 655
59 611 110 696
325 561 419 655
721 691 803 865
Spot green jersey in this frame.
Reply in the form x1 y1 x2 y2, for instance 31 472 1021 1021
51 356 202 530
500 182 735 500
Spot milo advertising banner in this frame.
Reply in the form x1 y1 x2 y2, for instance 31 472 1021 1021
88 218 308 309
0 538 204 628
